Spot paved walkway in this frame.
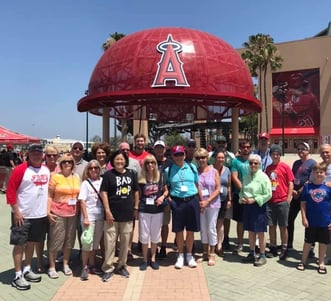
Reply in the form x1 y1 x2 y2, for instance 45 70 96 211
1 153 330 301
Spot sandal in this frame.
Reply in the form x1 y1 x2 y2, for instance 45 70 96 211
317 266 327 274
63 265 73 276
48 268 59 279
296 262 305 271
208 254 216 266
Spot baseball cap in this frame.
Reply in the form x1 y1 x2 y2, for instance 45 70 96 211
81 226 93 247
297 142 310 151
171 145 185 155
186 139 196 147
28 144 43 153
258 133 269 140
153 140 165 148
7 144 14 150
215 135 227 142
270 144 282 155
71 141 84 150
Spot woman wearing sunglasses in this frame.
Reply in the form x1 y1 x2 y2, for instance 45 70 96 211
240 154 272 267
137 155 169 271
195 148 220 266
47 153 81 279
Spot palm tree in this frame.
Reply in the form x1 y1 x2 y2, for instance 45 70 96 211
241 34 283 132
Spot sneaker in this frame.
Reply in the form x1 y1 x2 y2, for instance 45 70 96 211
254 256 267 267
279 248 288 261
102 271 114 282
80 266 89 281
187 254 197 268
139 262 148 271
150 261 159 270
157 246 167 260
116 266 129 278
175 254 184 269
24 270 42 282
266 246 278 258
222 236 230 250
48 268 59 279
63 265 73 276
12 275 31 290
233 245 243 254
242 253 256 263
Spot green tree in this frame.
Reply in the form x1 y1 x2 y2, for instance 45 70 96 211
241 34 283 132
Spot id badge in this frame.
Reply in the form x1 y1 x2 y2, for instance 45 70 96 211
180 185 188 192
68 199 77 206
146 197 155 205
202 189 209 197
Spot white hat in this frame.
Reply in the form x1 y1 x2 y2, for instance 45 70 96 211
153 140 165 148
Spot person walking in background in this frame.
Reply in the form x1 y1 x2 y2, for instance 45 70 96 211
265 145 294 260
296 162 331 274
213 151 232 257
137 155 168 271
0 144 16 193
165 145 202 269
195 148 220 266
100 150 139 282
240 154 272 266
47 154 81 279
78 160 104 280
7 144 50 290
287 142 315 252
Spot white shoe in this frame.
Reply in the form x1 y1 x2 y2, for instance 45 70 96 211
175 254 184 269
187 254 197 268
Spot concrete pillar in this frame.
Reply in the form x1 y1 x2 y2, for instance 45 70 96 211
102 109 110 144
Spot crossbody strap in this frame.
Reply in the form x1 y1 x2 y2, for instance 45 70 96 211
86 179 103 202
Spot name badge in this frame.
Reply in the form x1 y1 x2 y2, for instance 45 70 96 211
146 197 155 205
202 189 209 197
68 199 77 206
180 185 188 192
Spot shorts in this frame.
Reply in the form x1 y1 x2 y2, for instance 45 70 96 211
243 203 267 233
232 193 244 223
267 201 289 227
81 219 104 251
162 204 171 225
10 214 48 245
48 215 77 252
170 196 200 232
304 227 330 244
218 200 227 219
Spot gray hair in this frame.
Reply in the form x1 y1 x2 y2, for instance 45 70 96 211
248 154 261 164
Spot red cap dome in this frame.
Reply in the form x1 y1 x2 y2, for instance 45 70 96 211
77 27 260 121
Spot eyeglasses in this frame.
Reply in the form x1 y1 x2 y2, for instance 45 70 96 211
46 154 58 157
89 166 99 170
195 156 207 160
249 162 259 166
73 147 83 151
62 160 73 164
145 161 156 165
297 148 307 151
173 153 184 157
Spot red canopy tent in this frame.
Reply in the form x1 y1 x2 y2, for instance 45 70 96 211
0 125 40 144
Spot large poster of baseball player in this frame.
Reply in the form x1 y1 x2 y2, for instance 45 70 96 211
272 68 320 129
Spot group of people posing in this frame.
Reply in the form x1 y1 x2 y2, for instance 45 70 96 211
6 133 331 291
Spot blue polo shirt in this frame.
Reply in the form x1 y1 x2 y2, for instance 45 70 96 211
164 162 198 198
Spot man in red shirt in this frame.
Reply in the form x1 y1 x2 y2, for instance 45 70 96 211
265 144 294 260
129 133 149 167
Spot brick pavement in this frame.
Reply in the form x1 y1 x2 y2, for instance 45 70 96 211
1 153 330 301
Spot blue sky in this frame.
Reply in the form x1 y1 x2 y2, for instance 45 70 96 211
0 0 329 141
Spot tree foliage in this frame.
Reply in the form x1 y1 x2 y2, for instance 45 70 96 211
241 34 283 132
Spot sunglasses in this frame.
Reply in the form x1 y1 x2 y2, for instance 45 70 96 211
187 145 196 148
73 147 83 151
195 156 206 160
173 153 184 157
46 154 58 157
242 145 251 149
89 166 99 170
249 162 259 166
145 161 156 165
62 160 73 164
